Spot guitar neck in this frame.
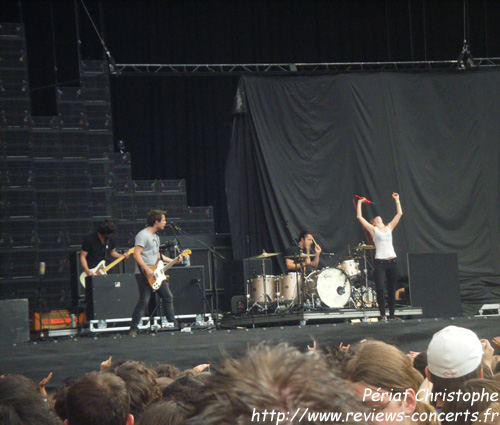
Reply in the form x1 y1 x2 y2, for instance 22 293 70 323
161 250 192 274
162 255 181 274
103 248 134 273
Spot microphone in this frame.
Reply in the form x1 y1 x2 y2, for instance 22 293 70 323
191 278 201 284
355 195 375 205
39 262 46 276
167 221 180 230
159 239 177 249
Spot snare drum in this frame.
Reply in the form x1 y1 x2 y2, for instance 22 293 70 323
339 259 360 277
249 275 276 303
277 273 301 302
306 268 351 308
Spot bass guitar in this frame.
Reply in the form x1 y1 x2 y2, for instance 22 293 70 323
146 249 192 291
79 248 135 287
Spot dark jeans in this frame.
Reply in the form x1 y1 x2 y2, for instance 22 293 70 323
374 259 398 318
130 274 177 330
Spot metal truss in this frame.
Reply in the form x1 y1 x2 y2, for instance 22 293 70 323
112 58 500 76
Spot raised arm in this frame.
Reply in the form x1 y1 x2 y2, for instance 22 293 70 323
387 193 403 231
357 198 375 238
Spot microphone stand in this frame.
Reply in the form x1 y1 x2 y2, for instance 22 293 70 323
168 223 223 330
37 262 46 339
194 278 215 330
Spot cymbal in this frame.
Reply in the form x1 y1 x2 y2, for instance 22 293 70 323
284 253 316 258
249 252 281 259
355 244 375 250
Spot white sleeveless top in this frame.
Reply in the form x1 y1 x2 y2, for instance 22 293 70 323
373 227 397 259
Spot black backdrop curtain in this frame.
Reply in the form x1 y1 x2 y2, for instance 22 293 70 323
226 71 500 309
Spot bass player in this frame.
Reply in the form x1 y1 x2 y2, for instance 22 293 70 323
129 209 183 336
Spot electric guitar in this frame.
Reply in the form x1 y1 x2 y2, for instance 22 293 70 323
79 248 135 287
146 249 192 291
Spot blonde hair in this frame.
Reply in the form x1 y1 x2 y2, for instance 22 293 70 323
342 340 439 425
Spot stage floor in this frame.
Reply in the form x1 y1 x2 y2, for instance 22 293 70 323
1 314 499 392
219 305 423 328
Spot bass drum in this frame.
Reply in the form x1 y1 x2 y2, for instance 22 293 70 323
306 268 351 308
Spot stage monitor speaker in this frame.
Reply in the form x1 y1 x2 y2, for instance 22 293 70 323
231 295 247 315
407 253 462 318
167 266 205 316
0 299 30 344
86 274 139 321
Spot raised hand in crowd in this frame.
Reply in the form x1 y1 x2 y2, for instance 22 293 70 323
100 355 113 372
307 339 318 352
492 336 500 350
190 363 210 375
339 342 350 353
39 371 53 398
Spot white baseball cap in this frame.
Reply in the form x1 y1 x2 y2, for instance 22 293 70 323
427 325 483 378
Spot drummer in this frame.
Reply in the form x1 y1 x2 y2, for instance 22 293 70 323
285 230 322 275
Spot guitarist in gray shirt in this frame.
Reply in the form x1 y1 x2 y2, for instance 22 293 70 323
129 210 182 335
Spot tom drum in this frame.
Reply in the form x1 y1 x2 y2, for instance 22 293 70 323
249 275 276 303
277 273 302 302
339 259 360 277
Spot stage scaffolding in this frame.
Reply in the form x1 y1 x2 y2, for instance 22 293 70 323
111 57 500 76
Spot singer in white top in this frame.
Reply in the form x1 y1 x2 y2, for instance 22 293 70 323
357 193 403 320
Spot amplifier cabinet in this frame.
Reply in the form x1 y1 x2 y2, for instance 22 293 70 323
0 299 30 344
85 273 139 321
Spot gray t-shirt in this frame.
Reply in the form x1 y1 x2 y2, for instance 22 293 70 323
135 228 160 270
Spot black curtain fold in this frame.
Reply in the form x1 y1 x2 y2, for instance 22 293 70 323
226 71 500 307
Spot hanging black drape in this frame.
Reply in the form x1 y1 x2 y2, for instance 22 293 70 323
226 71 500 311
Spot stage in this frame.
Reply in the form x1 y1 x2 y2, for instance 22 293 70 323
218 305 423 328
2 315 499 393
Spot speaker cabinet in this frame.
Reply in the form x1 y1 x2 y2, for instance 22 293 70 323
0 299 30 344
243 258 272 282
212 246 233 291
187 248 212 290
85 274 139 320
167 266 205 316
407 253 462 318
70 250 123 307
221 260 245 312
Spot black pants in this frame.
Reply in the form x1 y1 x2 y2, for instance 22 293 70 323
130 275 177 330
374 259 398 318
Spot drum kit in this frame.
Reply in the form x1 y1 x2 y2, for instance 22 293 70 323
246 244 378 312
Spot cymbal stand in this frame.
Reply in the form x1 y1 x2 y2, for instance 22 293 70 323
246 253 271 313
293 247 304 309
246 279 266 312
359 247 370 308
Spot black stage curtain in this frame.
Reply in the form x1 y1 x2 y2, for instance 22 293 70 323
226 71 500 308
